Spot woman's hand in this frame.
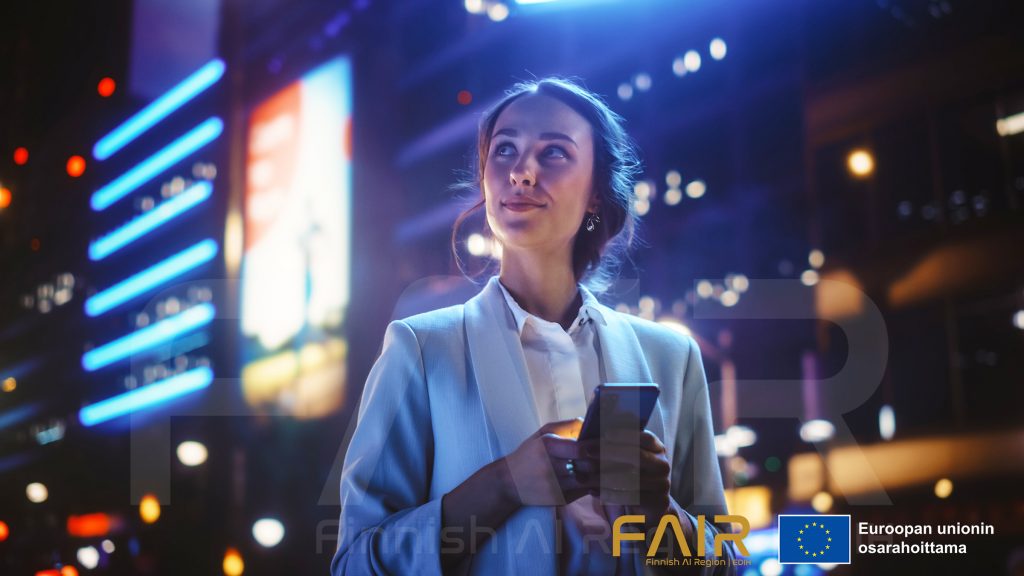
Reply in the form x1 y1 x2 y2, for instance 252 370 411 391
499 417 599 506
584 428 672 521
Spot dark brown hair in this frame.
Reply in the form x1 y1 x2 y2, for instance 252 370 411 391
451 78 641 293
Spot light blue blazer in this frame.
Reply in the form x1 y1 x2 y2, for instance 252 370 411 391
331 276 732 575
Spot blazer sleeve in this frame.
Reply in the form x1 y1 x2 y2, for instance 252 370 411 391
640 334 738 576
331 320 443 576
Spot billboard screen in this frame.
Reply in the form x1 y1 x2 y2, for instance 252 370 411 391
240 57 352 419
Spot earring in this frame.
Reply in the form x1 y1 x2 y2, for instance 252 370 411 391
585 212 601 232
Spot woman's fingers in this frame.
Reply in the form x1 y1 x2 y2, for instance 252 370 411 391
537 417 583 440
541 433 587 459
518 422 671 507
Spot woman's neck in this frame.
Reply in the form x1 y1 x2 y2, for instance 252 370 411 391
498 251 581 330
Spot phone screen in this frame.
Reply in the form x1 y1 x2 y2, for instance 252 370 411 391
578 383 660 441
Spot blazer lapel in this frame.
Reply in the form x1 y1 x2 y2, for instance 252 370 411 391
464 276 540 458
591 303 667 443
464 278 556 576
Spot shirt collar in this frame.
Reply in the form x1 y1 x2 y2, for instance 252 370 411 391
494 276 607 336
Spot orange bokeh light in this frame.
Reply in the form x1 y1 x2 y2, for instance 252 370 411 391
60 567 79 576
457 90 473 106
223 547 244 576
139 493 161 524
98 77 116 98
0 520 9 541
14 147 29 165
66 155 86 178
0 187 11 209
67 513 112 537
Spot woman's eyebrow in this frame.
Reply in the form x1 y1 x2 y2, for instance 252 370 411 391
493 128 578 148
540 132 578 148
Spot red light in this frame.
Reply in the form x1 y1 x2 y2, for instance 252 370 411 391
66 155 86 178
35 571 60 576
67 513 112 537
0 520 9 541
0 187 11 209
61 566 79 576
13 147 29 165
457 90 473 106
30 238 40 251
98 77 116 98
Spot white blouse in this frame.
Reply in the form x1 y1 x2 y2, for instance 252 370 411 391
497 280 638 576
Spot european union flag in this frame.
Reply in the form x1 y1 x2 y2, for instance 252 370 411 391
778 515 851 564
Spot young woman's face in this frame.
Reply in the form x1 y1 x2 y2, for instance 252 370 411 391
482 93 597 258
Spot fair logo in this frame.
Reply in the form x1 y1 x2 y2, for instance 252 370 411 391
612 514 750 558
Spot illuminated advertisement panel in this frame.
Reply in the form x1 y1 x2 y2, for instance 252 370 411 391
240 57 352 418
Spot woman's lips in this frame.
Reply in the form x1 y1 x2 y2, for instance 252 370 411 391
503 201 545 212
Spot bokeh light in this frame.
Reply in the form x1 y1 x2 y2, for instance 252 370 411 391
808 249 825 269
934 478 953 499
665 170 682 188
683 50 702 72
799 419 835 442
97 77 116 97
176 441 209 467
709 37 727 60
223 548 244 576
812 491 834 512
801 269 820 286
139 494 161 524
26 482 48 503
685 179 706 199
66 155 87 178
879 404 896 441
252 518 285 547
77 546 99 570
486 3 509 22
847 148 875 178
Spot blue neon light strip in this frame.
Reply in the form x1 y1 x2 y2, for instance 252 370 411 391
93 59 226 161
0 402 44 432
91 117 223 212
82 303 216 371
89 181 213 261
79 366 214 426
85 239 218 317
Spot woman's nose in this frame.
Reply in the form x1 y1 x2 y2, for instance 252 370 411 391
509 156 536 187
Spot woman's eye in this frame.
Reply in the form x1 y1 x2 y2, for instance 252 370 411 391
544 146 568 159
494 143 516 157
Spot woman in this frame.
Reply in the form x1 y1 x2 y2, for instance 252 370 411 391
332 79 734 575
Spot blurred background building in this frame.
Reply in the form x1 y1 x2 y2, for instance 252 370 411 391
1 0 1022 574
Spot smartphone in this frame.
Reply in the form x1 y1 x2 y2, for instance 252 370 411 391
577 383 660 441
